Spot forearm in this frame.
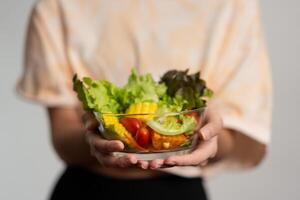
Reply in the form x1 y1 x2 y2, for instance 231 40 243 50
48 107 98 166
213 129 236 162
209 127 267 169
51 126 97 166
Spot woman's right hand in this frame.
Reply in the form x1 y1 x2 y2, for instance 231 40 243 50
82 112 138 168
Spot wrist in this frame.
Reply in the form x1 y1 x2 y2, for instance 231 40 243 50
211 129 236 162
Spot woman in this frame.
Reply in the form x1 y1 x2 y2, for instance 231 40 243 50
17 0 272 199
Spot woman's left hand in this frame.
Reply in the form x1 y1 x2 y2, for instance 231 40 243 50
138 109 223 169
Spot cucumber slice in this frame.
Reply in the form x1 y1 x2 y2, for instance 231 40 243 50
147 116 196 136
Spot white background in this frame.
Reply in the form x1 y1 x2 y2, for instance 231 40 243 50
1 0 299 199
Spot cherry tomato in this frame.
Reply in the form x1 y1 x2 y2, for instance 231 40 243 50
120 118 142 136
135 127 151 148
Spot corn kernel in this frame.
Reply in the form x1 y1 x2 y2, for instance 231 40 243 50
126 102 158 122
138 103 143 113
141 102 150 113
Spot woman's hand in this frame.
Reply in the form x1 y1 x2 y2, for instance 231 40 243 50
144 109 223 169
82 112 138 168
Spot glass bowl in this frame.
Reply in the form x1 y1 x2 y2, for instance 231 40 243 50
94 107 205 160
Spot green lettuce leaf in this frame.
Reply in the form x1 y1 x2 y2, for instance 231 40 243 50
73 75 122 113
156 94 187 113
119 68 167 109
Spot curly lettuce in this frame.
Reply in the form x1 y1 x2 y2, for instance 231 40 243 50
118 68 167 109
73 75 122 113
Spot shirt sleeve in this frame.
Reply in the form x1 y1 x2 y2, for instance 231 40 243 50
16 1 78 107
201 0 272 177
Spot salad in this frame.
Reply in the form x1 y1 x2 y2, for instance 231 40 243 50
73 68 213 153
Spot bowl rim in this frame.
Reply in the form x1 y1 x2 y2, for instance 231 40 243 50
94 107 206 117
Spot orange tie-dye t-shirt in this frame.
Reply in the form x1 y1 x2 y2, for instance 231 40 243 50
17 0 272 178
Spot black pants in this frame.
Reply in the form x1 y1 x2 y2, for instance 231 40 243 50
50 166 208 200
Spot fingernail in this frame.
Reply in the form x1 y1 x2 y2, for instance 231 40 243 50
111 142 123 151
200 127 210 140
138 163 144 169
142 165 147 170
141 163 148 169
130 157 137 164
117 142 125 150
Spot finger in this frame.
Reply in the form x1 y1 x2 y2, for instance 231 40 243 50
116 154 138 168
86 131 124 153
100 154 138 168
200 160 208 167
200 111 223 140
164 137 217 166
82 112 99 131
149 159 164 169
137 160 150 169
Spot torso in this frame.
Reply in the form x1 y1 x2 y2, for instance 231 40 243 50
56 0 223 85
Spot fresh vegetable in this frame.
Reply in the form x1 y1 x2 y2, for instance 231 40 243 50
126 102 158 121
101 115 144 150
73 68 212 114
73 68 213 152
151 131 188 150
136 127 151 148
157 94 186 113
126 102 158 114
160 69 213 110
119 68 167 110
73 69 166 113
147 115 197 136
73 75 122 113
120 118 142 136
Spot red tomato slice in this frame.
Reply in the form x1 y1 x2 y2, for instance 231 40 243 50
135 127 151 148
120 118 142 136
